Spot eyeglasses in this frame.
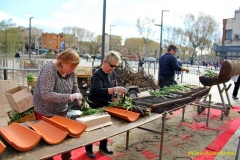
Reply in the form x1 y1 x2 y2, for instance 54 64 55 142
107 61 118 68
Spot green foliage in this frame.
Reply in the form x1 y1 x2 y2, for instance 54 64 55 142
79 98 105 116
81 107 105 116
0 19 21 55
9 108 34 122
108 96 133 110
148 84 199 98
108 96 151 116
203 69 218 78
26 73 38 82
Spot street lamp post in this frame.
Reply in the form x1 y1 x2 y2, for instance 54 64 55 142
155 10 169 84
155 10 169 58
101 0 106 64
29 17 33 59
109 25 115 51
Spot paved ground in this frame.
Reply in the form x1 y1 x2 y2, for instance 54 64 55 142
137 80 240 160
209 82 240 160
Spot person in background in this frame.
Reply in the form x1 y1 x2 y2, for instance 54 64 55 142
232 75 240 99
137 54 144 68
85 51 126 159
190 58 193 66
158 44 189 88
15 52 20 62
175 58 182 80
33 48 88 160
219 59 223 69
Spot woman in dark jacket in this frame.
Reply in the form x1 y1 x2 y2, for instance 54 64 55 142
85 51 126 159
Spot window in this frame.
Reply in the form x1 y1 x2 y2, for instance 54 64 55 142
225 29 232 40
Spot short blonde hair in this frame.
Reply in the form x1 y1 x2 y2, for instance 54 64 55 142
104 51 121 65
57 48 80 67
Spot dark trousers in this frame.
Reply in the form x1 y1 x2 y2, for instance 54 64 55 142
233 76 240 97
159 78 177 89
85 139 108 151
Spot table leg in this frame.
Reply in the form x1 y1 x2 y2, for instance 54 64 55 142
159 113 167 160
126 130 129 150
206 94 211 127
182 105 185 122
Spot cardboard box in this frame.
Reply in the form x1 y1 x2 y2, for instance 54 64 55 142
0 104 12 117
0 116 10 126
76 114 112 131
75 66 92 76
4 86 33 113
0 104 8 117
0 80 17 104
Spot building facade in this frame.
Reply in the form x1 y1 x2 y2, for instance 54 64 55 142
222 7 240 46
217 7 240 59
41 33 64 52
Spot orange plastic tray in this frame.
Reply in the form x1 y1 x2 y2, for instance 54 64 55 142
0 123 41 151
105 107 140 122
0 140 6 155
42 116 87 137
27 120 68 145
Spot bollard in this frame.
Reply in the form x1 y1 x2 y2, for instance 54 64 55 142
3 67 7 80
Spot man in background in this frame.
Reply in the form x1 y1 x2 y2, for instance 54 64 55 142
158 44 189 88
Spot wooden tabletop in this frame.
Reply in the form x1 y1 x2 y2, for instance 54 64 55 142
0 113 162 160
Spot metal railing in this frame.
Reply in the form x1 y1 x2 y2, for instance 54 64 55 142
0 58 51 86
0 58 207 87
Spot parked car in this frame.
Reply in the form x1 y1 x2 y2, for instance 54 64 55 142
82 54 91 59
96 54 102 59
144 57 157 63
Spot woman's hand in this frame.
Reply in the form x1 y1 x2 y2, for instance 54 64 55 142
69 93 83 101
114 86 126 94
78 101 90 109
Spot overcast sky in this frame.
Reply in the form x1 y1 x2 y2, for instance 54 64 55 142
0 0 239 42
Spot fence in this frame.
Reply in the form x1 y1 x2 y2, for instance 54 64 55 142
0 58 51 86
0 58 211 87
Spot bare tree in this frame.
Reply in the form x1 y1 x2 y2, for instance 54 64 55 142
62 26 76 49
88 33 98 55
0 19 21 57
183 12 219 60
206 34 221 60
110 36 122 51
125 38 144 55
177 30 193 61
136 17 156 55
199 38 211 61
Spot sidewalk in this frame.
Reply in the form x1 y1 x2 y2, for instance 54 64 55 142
211 81 240 160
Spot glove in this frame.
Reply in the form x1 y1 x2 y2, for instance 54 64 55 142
69 93 83 102
115 86 126 94
78 101 90 109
